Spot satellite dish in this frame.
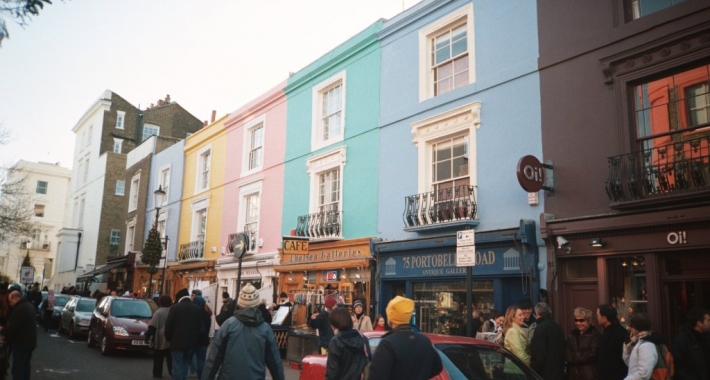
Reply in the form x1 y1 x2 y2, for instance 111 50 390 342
228 233 248 259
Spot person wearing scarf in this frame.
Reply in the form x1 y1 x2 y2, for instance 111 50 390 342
353 300 372 332
42 290 56 332
623 313 660 380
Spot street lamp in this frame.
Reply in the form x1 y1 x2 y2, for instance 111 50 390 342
143 185 166 297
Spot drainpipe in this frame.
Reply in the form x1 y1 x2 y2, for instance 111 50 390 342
74 232 82 270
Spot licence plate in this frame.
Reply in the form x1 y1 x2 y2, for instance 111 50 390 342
132 340 149 346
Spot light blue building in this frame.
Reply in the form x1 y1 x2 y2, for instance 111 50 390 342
278 21 384 308
374 0 545 334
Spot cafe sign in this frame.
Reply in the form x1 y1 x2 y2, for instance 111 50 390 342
282 237 309 255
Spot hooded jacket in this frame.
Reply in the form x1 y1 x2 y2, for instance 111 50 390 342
325 328 370 380
202 306 284 380
369 324 443 380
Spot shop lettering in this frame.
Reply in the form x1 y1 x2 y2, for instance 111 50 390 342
283 239 309 254
403 251 495 269
288 248 363 262
667 231 687 245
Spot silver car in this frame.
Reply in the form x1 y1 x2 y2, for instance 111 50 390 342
59 296 97 339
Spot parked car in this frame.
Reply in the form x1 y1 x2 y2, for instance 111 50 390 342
299 331 543 380
38 294 72 329
87 296 157 355
59 296 97 338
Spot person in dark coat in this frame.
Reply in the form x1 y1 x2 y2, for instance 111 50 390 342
325 307 370 380
369 296 443 380
164 288 202 380
596 304 629 380
1 290 37 380
565 307 601 380
529 302 566 380
671 307 710 380
308 296 336 354
191 295 211 379
257 301 272 325
202 283 284 380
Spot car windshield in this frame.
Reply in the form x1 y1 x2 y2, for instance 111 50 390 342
55 296 71 307
76 299 96 312
111 300 153 319
435 343 537 380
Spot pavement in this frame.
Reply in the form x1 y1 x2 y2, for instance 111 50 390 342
282 359 301 380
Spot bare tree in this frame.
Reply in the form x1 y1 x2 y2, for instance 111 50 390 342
0 0 54 46
0 124 35 241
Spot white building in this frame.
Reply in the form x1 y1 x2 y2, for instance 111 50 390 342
0 160 71 287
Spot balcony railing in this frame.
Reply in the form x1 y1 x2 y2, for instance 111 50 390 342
178 240 204 261
295 206 342 239
606 136 710 203
403 185 478 228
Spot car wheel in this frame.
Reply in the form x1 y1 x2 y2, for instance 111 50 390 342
87 331 96 348
100 336 111 356
68 323 76 339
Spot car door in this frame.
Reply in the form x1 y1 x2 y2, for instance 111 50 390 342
91 297 109 340
61 298 75 331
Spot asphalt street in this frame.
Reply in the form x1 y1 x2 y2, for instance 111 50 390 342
27 325 300 380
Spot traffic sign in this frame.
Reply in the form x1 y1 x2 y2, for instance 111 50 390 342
457 230 474 246
21 266 35 284
456 246 476 267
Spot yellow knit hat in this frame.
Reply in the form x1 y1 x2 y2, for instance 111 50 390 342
386 296 414 325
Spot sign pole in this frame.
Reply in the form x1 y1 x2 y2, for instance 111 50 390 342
456 230 476 338
466 265 473 337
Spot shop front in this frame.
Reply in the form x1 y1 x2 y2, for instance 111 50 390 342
77 252 136 294
374 220 540 336
216 252 279 305
542 204 710 341
161 260 217 299
274 237 373 363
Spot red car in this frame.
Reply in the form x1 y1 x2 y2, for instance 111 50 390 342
87 296 157 355
299 331 542 380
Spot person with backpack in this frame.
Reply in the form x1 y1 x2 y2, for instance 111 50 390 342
623 313 659 380
324 307 371 380
671 307 710 380
309 296 337 355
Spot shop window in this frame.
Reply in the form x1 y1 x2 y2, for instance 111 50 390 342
626 0 688 21
607 257 648 326
413 280 493 335
565 258 597 280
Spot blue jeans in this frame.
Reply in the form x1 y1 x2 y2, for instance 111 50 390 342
195 345 207 379
11 346 34 380
171 348 196 380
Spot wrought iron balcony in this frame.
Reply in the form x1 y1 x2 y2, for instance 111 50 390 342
403 185 478 228
606 136 710 204
295 206 342 239
178 240 204 261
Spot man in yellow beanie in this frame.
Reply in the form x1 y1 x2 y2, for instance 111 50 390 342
369 296 443 380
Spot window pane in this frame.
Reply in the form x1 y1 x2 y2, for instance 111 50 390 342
36 181 48 194
450 25 467 57
414 280 494 334
607 257 648 327
565 258 597 280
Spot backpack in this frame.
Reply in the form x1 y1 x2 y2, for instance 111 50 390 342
651 343 674 380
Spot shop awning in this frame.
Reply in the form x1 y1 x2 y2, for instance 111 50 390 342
76 261 125 281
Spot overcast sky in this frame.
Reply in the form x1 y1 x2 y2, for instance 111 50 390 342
0 0 419 170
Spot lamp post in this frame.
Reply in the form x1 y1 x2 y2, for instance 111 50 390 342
143 185 166 297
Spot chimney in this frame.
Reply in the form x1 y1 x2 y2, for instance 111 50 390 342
211 110 216 123
203 120 208 127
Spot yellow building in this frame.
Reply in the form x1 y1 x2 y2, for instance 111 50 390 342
171 115 229 291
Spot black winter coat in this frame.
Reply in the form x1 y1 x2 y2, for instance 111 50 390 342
597 322 629 380
671 327 710 380
369 325 443 380
530 316 566 380
2 298 36 348
164 298 203 350
325 328 370 380
565 326 601 380
307 309 333 349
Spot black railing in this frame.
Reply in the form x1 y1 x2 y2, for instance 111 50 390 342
606 136 710 202
178 240 204 261
403 185 477 227
295 205 342 239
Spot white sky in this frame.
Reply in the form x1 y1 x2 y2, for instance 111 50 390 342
0 0 419 170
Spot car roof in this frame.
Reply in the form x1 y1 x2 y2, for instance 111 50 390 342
363 330 499 347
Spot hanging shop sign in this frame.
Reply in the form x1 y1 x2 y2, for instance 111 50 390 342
280 239 371 265
516 155 554 193
282 237 309 255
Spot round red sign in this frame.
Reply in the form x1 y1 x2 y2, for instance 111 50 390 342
517 155 546 192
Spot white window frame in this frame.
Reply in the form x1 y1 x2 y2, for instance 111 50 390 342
110 229 120 246
411 102 481 194
241 115 266 176
113 138 123 154
238 180 262 253
195 145 212 194
418 4 475 101
87 125 93 147
128 173 140 212
190 197 210 243
116 111 125 129
115 180 125 196
306 147 346 215
158 165 171 206
34 204 45 217
143 124 160 141
82 157 90 184
78 196 85 229
311 71 346 151
125 217 136 254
